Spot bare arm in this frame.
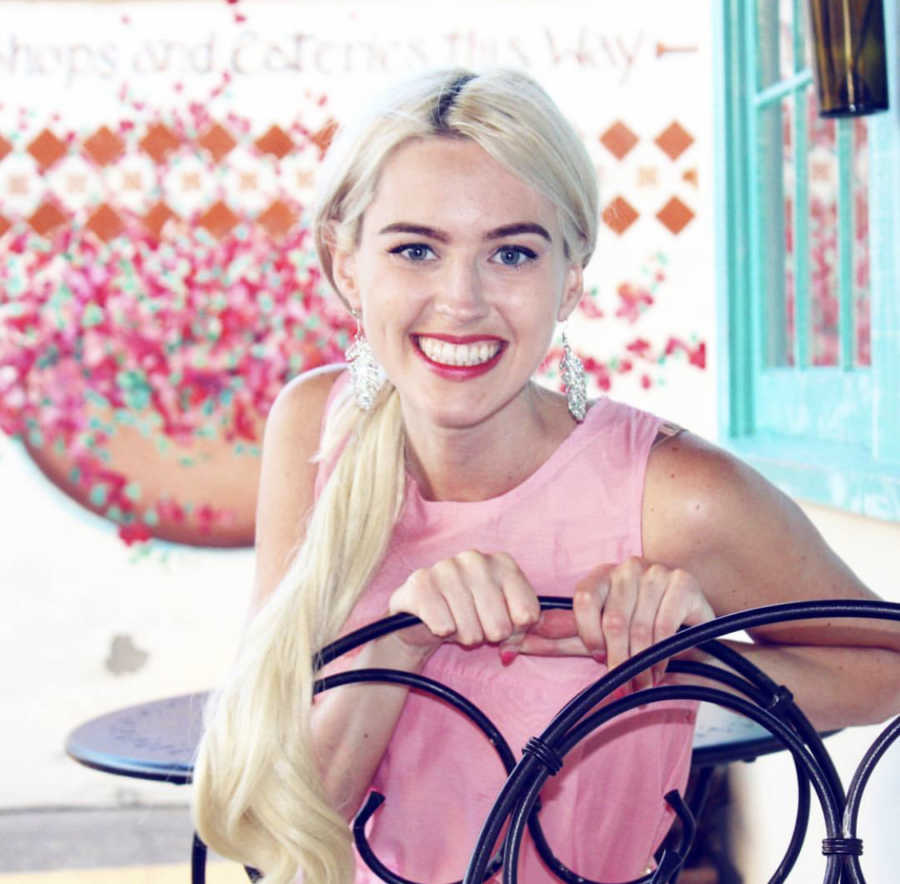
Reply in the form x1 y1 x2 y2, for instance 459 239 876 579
250 364 343 613
642 434 900 730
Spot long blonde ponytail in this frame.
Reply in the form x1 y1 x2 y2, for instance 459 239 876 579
192 382 405 882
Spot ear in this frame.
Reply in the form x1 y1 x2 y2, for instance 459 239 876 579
331 245 361 312
557 262 584 322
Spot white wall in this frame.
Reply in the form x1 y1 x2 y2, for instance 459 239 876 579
0 433 251 809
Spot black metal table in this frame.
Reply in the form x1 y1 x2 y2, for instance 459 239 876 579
63 690 787 788
66 599 900 883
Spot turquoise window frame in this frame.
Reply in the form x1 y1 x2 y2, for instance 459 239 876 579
714 0 900 520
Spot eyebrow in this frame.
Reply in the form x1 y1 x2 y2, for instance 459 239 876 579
485 223 552 242
377 222 552 243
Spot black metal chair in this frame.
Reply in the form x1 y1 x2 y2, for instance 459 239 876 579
200 597 900 883
320 599 900 884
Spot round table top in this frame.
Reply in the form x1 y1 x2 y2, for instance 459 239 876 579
65 692 793 785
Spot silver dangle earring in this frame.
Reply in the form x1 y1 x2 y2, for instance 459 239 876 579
345 310 386 411
560 324 587 422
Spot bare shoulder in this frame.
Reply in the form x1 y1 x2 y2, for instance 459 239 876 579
251 364 346 610
642 431 755 556
265 363 346 444
640 431 870 614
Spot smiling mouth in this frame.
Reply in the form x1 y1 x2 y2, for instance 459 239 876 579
414 335 504 367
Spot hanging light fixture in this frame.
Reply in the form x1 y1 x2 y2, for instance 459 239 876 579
807 0 890 116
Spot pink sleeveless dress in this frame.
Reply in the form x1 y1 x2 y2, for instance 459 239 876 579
315 381 697 883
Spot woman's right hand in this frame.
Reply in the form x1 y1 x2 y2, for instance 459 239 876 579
387 550 542 656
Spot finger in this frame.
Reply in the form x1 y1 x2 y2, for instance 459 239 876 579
457 551 513 644
436 558 484 647
654 569 713 680
495 553 541 632
517 634 591 656
631 564 669 690
493 553 541 663
602 558 641 685
530 609 578 639
389 570 455 646
573 565 613 661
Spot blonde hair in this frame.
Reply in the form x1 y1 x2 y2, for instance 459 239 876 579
192 68 599 883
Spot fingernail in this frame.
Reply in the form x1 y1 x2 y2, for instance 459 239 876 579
500 648 518 666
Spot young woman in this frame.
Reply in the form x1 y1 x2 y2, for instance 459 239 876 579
192 69 900 884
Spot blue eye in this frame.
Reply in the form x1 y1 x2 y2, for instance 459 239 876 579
492 246 536 267
390 243 435 261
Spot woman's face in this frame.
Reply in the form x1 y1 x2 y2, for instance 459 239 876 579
333 136 583 433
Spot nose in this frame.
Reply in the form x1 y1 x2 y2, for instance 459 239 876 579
433 258 489 322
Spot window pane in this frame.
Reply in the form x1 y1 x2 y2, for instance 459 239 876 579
853 117 871 366
759 95 794 367
806 88 839 366
756 0 795 89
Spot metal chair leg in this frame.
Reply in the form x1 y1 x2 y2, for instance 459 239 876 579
191 832 207 884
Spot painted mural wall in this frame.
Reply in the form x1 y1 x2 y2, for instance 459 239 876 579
1 0 718 810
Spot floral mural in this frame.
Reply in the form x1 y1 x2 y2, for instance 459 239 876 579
0 1 709 546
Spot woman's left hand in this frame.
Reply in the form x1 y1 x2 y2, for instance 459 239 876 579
506 557 715 692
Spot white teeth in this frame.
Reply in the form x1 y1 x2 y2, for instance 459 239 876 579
417 336 501 367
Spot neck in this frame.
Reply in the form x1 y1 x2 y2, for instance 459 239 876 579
402 384 577 502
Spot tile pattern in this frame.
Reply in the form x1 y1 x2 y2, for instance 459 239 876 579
597 119 697 236
599 120 639 161
656 196 695 235
197 123 237 163
84 126 126 167
254 124 294 159
0 113 696 244
139 123 180 164
27 129 68 171
602 196 640 235
0 115 336 243
655 121 695 161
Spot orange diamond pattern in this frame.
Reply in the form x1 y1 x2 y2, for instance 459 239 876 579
28 201 68 236
309 119 338 159
257 199 297 238
198 200 239 238
656 197 694 234
4 116 697 246
599 121 639 161
28 129 68 171
602 196 639 235
198 123 237 162
84 126 125 166
143 201 178 238
654 122 694 161
140 123 180 163
86 203 125 242
255 125 294 159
